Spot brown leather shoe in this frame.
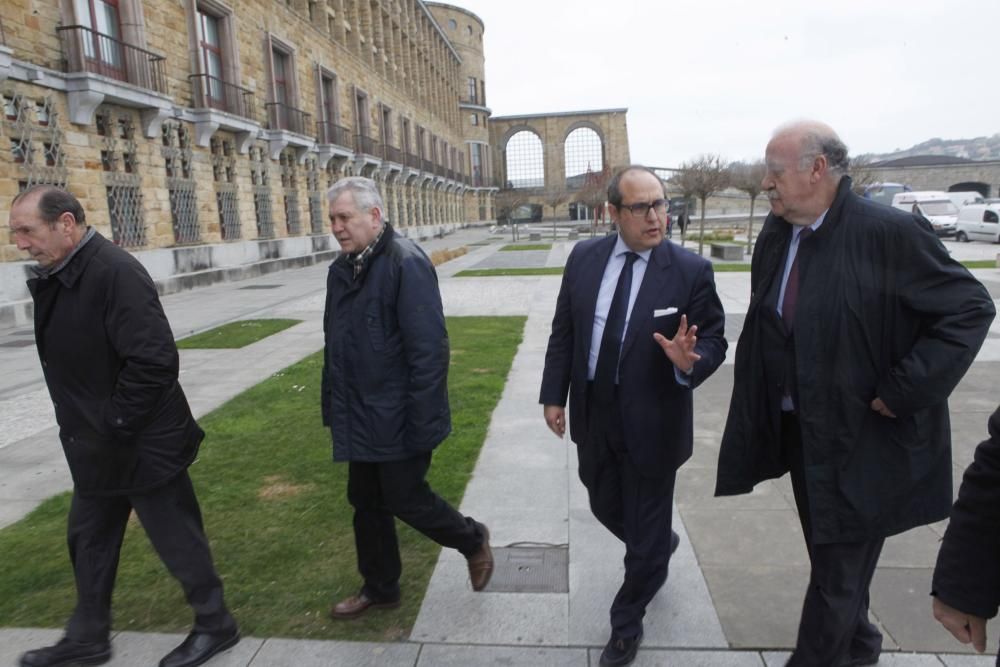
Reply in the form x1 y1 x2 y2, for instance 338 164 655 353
466 524 494 592
330 592 400 620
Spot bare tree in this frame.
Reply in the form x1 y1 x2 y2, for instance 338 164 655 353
672 154 729 254
496 189 530 241
544 189 570 238
847 154 881 195
578 165 611 234
728 160 767 255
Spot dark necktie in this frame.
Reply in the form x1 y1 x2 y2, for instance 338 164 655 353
593 252 639 401
781 227 812 328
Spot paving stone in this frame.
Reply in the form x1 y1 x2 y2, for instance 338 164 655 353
249 638 419 666
417 644 586 665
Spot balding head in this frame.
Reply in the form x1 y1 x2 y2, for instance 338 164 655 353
762 120 847 225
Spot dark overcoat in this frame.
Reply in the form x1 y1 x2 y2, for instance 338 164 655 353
932 406 1000 621
717 177 995 543
27 231 203 497
321 224 451 461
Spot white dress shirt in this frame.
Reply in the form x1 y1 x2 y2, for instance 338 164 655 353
588 237 651 380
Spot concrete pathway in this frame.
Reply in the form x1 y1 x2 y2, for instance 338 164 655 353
1 234 999 665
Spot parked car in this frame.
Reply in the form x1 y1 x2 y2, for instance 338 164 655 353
891 191 959 237
946 191 985 209
955 204 1000 243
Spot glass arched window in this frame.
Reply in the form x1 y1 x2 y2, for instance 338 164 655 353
564 127 603 189
505 131 544 189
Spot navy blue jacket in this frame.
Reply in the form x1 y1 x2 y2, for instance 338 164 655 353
321 225 451 461
539 235 727 475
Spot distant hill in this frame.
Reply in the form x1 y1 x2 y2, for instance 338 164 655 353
863 134 1000 162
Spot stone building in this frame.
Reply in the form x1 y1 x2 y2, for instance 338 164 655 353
491 108 631 223
0 0 505 323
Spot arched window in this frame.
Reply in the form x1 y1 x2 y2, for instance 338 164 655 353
564 127 603 188
505 131 544 189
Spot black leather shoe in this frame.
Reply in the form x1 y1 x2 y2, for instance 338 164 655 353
670 530 680 555
599 630 643 666
19 638 111 667
158 627 240 667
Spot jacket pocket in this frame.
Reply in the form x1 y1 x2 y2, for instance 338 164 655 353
366 301 385 352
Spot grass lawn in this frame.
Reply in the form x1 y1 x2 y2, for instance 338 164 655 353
710 263 752 272
0 316 525 642
177 319 302 349
962 260 999 269
499 243 552 252
455 267 564 277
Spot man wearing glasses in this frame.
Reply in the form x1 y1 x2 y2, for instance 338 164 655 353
540 165 727 666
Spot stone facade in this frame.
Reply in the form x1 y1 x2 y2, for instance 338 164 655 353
0 0 501 280
863 162 1000 196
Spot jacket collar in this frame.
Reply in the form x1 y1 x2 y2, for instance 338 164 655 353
332 222 394 285
27 229 105 292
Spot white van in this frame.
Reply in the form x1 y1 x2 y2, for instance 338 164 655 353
946 191 985 209
955 204 1000 243
891 191 959 237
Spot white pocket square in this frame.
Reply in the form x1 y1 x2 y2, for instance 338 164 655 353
654 307 679 318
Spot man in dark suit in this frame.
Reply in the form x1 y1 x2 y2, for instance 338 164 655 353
539 166 727 667
717 120 994 666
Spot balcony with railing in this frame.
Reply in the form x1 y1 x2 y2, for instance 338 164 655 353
421 157 434 173
267 102 312 136
405 152 420 170
58 25 166 92
263 102 315 160
354 134 381 157
317 121 352 148
57 24 172 136
187 73 260 151
382 143 402 165
190 74 255 120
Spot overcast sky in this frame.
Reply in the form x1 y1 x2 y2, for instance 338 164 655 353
451 0 1000 167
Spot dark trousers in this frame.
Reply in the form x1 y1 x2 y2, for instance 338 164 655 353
580 392 677 639
65 471 234 643
347 453 483 602
782 412 884 666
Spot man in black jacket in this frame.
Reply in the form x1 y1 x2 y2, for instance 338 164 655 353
9 185 238 667
717 121 995 666
932 405 1000 660
321 177 493 619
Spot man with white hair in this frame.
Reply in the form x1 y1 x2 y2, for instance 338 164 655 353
717 121 995 665
321 177 493 620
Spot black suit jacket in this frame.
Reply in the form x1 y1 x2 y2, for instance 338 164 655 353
539 235 727 474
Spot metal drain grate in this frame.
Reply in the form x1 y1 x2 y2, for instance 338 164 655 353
238 284 283 290
483 546 568 594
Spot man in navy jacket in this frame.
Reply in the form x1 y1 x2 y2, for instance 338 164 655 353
539 166 727 666
321 177 493 619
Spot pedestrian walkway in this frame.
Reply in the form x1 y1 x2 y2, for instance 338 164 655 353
1 234 998 665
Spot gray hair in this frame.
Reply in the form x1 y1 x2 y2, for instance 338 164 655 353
326 176 385 213
775 120 850 176
13 185 87 227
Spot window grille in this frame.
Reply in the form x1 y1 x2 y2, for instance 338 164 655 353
211 137 241 240
97 109 146 247
162 121 200 244
250 144 274 238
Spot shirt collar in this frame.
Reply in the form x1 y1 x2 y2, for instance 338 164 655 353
794 209 828 240
348 222 387 279
613 236 652 263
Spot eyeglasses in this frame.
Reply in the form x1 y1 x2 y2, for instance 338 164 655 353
619 199 667 217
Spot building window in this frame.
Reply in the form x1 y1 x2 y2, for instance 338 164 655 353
267 37 302 133
470 113 478 126
317 68 341 144
505 131 544 189
470 143 484 187
162 121 200 244
466 76 477 103
250 143 274 239
448 18 456 30
211 137 241 241
564 127 604 189
75 0 126 81
196 9 224 106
